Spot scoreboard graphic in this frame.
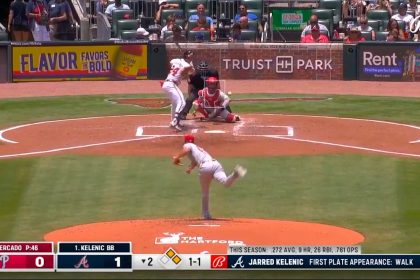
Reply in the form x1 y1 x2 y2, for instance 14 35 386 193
1 242 420 271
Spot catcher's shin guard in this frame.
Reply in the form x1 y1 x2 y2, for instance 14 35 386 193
225 113 237 123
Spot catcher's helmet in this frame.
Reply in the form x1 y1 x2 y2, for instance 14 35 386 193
184 134 195 143
206 77 219 92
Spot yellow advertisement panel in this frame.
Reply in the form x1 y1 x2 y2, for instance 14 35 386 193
12 44 148 81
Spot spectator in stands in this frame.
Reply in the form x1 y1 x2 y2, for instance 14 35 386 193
391 3 414 34
356 15 376 40
301 24 330 43
48 0 74 40
96 0 109 15
187 3 214 39
27 0 50 41
408 0 420 17
366 0 392 18
136 26 150 39
344 26 366 42
155 0 180 25
386 18 407 40
105 0 130 22
301 15 329 38
229 22 242 42
342 0 366 21
234 4 258 22
234 4 263 34
160 14 177 40
164 24 186 42
192 16 209 31
238 16 249 30
8 0 31 41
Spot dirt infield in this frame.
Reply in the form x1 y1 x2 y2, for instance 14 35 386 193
1 80 420 99
0 114 419 159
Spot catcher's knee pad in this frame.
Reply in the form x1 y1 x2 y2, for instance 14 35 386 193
225 113 236 123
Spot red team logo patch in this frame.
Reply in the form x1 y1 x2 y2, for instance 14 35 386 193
211 255 228 269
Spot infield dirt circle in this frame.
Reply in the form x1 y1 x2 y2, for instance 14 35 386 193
1 113 419 252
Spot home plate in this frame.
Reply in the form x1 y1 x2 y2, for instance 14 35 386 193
204 130 226 134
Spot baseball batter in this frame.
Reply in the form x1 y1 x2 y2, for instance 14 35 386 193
162 50 194 131
194 77 240 122
172 134 247 220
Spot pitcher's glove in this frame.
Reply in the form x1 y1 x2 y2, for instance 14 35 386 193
172 156 183 166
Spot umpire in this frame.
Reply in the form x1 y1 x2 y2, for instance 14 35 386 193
179 61 231 120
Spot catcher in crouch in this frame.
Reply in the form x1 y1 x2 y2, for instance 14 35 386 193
193 77 241 122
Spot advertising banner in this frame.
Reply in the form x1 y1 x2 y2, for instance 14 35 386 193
12 42 148 82
271 8 312 31
358 43 420 81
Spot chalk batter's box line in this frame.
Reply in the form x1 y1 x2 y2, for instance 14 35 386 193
137 125 294 137
238 125 294 137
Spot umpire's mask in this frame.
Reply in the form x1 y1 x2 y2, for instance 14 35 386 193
198 61 209 78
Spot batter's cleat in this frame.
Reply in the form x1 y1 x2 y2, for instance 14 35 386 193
172 124 183 132
234 165 247 178
203 213 212 220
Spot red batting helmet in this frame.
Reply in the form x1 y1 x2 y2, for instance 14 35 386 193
184 134 195 143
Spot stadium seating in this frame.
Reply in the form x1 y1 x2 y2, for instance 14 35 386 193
161 8 185 25
247 20 259 31
367 19 380 31
241 0 263 10
163 29 187 40
360 30 373 40
116 19 139 38
375 30 389 40
239 29 257 41
121 30 139 40
111 9 134 37
319 0 342 26
187 30 211 41
366 9 390 30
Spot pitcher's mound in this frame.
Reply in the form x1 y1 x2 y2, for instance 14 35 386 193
44 218 364 254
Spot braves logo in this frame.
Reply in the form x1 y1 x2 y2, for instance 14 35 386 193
231 256 245 268
74 255 89 269
211 255 227 269
0 255 10 269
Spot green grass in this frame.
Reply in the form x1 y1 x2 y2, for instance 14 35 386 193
0 94 419 128
0 93 419 279
1 155 419 254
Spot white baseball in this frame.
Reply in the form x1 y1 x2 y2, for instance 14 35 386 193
227 91 232 95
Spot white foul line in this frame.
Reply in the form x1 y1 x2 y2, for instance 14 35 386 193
268 136 420 158
410 139 420 144
0 137 158 159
